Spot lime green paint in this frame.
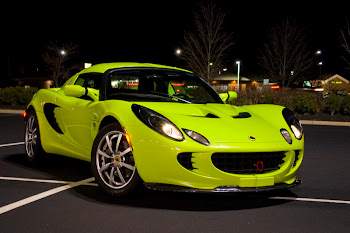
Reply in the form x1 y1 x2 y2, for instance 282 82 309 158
219 91 237 103
64 85 99 101
27 62 304 190
64 85 86 97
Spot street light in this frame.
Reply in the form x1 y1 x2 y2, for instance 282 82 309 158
316 50 322 78
175 49 182 55
236 61 240 92
318 61 323 78
60 50 66 56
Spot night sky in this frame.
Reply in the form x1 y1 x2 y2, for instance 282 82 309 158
3 1 350 81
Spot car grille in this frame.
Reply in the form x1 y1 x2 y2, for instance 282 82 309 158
211 152 286 174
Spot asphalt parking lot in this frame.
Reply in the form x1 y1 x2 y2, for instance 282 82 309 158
0 113 349 233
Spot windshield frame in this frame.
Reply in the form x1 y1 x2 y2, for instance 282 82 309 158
100 67 223 104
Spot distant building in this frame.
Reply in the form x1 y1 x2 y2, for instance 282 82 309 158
18 77 54 89
311 74 350 95
211 72 261 92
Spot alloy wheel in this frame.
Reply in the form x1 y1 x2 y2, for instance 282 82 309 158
95 131 136 189
25 115 38 158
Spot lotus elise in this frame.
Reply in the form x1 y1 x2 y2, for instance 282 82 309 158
24 62 303 196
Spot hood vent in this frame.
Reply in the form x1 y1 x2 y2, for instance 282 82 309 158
192 113 219 118
233 112 251 119
205 113 219 118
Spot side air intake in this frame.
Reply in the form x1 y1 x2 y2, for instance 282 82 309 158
43 103 63 134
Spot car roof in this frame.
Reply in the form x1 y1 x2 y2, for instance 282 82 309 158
80 62 192 74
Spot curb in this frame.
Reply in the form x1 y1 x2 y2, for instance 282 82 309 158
300 120 350 127
1 109 350 127
0 109 25 115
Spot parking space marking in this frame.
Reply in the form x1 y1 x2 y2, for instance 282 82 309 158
0 142 25 148
0 176 98 186
269 196 350 205
0 177 95 215
0 176 68 184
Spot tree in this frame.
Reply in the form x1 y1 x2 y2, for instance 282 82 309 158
259 20 313 87
340 18 350 68
180 3 233 82
43 42 79 87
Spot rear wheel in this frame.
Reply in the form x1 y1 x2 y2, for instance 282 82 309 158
24 111 44 162
91 124 140 196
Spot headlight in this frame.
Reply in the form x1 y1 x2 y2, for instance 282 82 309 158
183 129 210 146
280 128 292 144
282 108 303 140
132 104 184 141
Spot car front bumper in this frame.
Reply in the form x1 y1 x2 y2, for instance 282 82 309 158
127 124 304 190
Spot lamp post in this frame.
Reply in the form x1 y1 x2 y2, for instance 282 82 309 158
236 61 240 92
318 61 323 78
316 50 322 79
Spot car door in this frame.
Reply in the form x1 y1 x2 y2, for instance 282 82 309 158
57 73 102 150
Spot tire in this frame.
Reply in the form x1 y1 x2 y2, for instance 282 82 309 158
24 111 44 162
91 123 140 196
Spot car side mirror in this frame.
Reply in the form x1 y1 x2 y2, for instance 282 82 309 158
64 85 99 101
219 91 237 103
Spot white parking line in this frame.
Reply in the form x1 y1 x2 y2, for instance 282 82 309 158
0 176 98 186
0 176 68 184
0 142 25 148
0 177 95 215
269 196 350 205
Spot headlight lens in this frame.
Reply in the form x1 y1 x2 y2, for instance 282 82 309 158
282 108 303 140
132 104 184 141
183 129 210 146
281 128 292 144
291 125 302 139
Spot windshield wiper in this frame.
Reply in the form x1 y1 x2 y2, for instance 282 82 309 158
148 91 192 104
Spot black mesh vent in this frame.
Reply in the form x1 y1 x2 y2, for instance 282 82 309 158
211 152 286 174
177 153 195 170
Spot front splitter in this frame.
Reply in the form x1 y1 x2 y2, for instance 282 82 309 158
144 179 302 193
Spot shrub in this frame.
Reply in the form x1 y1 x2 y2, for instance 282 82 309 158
294 93 318 114
341 95 350 115
271 89 297 111
0 86 38 106
259 92 274 104
325 94 342 115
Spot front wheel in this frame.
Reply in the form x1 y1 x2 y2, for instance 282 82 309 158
91 124 140 196
24 111 44 162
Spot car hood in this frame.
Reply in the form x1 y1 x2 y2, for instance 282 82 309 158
135 102 287 143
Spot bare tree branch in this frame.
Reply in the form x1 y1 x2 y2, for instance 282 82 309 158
340 18 350 68
43 42 79 87
181 2 234 82
259 20 313 87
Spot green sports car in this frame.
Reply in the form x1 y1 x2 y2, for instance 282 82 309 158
24 62 303 196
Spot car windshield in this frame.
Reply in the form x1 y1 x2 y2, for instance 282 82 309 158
107 69 223 104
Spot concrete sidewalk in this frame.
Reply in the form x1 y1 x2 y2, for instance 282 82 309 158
300 120 350 127
1 109 349 127
0 109 25 115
